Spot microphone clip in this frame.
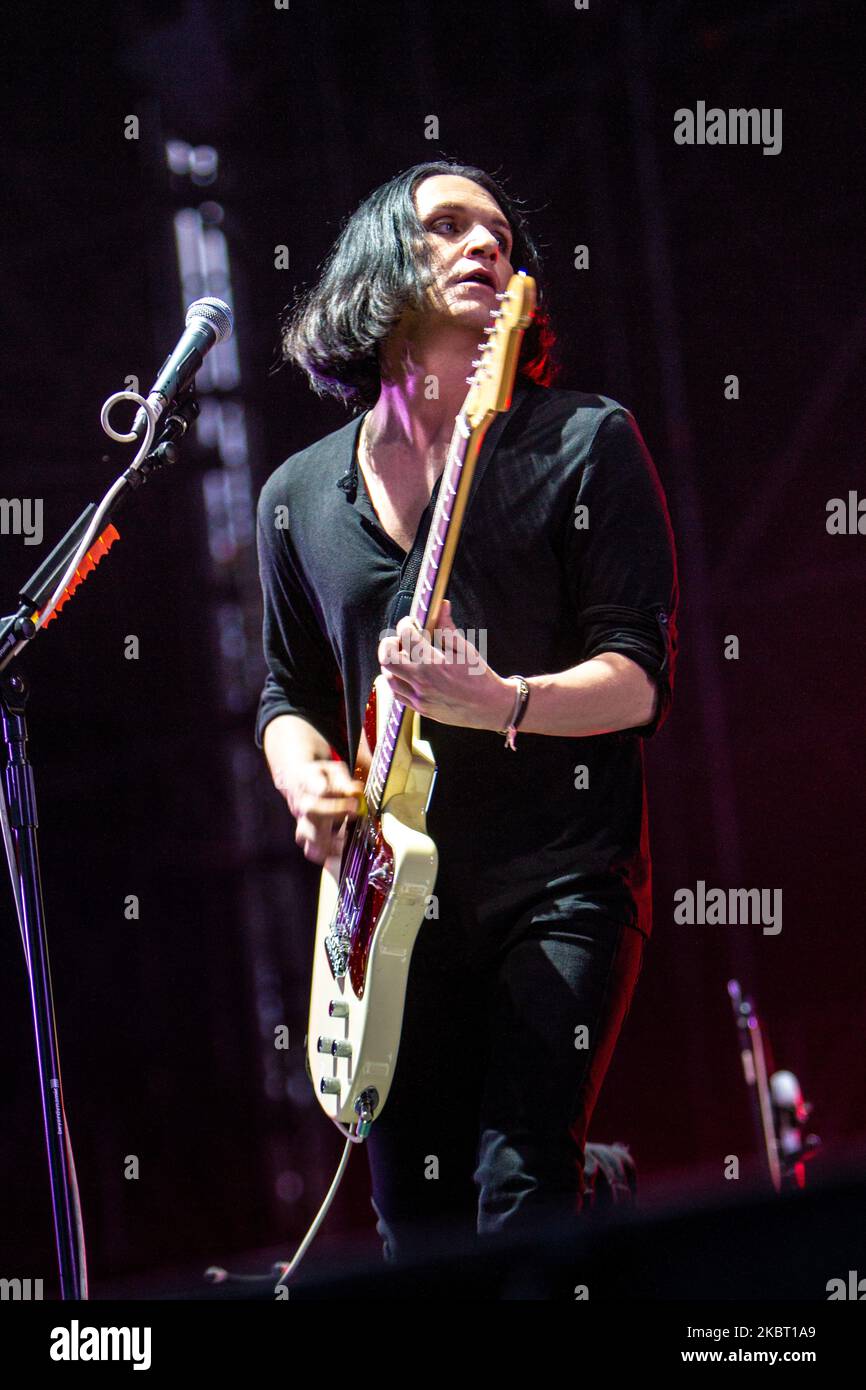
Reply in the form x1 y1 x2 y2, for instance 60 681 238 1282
126 387 201 487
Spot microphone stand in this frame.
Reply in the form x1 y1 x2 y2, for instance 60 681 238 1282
0 386 200 1299
727 978 821 1193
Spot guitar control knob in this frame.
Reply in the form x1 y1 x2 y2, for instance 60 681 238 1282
320 1078 341 1096
328 1001 349 1018
331 1040 353 1058
316 1036 334 1053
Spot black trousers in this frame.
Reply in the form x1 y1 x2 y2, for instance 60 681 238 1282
364 888 646 1260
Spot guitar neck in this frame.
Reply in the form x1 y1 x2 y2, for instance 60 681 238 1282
362 269 536 816
410 411 484 633
365 409 492 815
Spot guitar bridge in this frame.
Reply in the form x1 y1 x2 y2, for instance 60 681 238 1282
325 928 349 979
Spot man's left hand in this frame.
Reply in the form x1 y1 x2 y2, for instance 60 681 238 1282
377 599 511 731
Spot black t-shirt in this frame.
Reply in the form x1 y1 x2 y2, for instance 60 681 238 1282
254 381 679 940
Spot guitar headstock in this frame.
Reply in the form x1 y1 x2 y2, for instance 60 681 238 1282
463 270 536 431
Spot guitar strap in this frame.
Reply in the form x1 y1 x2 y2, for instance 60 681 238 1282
385 383 535 632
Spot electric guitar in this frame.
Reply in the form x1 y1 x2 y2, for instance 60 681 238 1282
306 271 536 1138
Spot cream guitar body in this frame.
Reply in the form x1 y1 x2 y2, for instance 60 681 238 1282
306 675 438 1132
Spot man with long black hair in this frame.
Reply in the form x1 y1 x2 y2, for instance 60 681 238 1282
255 160 678 1260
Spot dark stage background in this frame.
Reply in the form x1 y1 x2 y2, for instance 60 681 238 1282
1 0 864 1295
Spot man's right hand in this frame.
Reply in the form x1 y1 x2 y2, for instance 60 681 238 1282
278 760 366 866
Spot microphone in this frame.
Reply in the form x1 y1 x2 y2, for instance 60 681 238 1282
133 296 233 439
336 456 358 502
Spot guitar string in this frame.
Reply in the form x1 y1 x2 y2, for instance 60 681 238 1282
332 414 474 967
